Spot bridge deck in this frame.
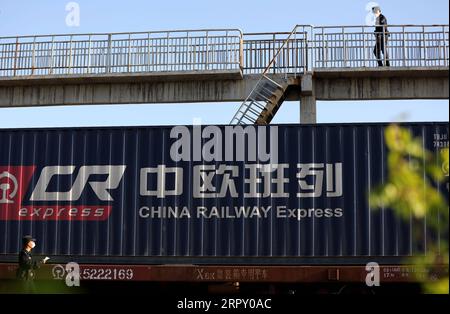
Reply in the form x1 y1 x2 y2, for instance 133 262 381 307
1 25 448 78
0 69 243 86
0 25 448 109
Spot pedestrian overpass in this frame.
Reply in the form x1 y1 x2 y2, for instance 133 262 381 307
0 24 448 123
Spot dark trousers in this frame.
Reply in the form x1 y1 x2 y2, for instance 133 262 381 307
373 35 390 66
17 279 37 293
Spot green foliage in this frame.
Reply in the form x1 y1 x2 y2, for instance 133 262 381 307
370 124 449 294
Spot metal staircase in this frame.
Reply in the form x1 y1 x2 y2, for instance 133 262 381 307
230 26 301 125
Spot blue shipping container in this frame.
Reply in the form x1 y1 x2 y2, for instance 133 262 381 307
0 122 448 265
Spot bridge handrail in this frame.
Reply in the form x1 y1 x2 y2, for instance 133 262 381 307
311 24 449 29
0 24 448 77
0 28 243 76
310 24 449 69
2 24 445 40
0 28 244 40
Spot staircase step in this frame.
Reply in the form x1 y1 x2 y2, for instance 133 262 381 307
230 79 288 125
230 27 299 125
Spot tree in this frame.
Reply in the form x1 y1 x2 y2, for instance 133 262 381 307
370 124 449 294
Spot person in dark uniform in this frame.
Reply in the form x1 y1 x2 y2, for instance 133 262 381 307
16 235 49 293
372 6 391 67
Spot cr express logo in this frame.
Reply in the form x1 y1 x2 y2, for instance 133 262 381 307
0 170 19 204
0 166 126 221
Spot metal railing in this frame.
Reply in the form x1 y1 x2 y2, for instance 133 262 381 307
0 25 448 78
230 25 311 125
0 29 243 76
311 24 449 68
242 30 309 74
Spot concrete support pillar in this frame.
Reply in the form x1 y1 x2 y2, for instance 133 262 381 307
300 95 317 124
300 73 317 124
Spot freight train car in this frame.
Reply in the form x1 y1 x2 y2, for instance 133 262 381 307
0 122 448 292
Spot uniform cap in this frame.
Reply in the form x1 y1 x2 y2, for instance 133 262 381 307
22 235 36 246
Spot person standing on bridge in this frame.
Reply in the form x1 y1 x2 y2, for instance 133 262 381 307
372 6 390 67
